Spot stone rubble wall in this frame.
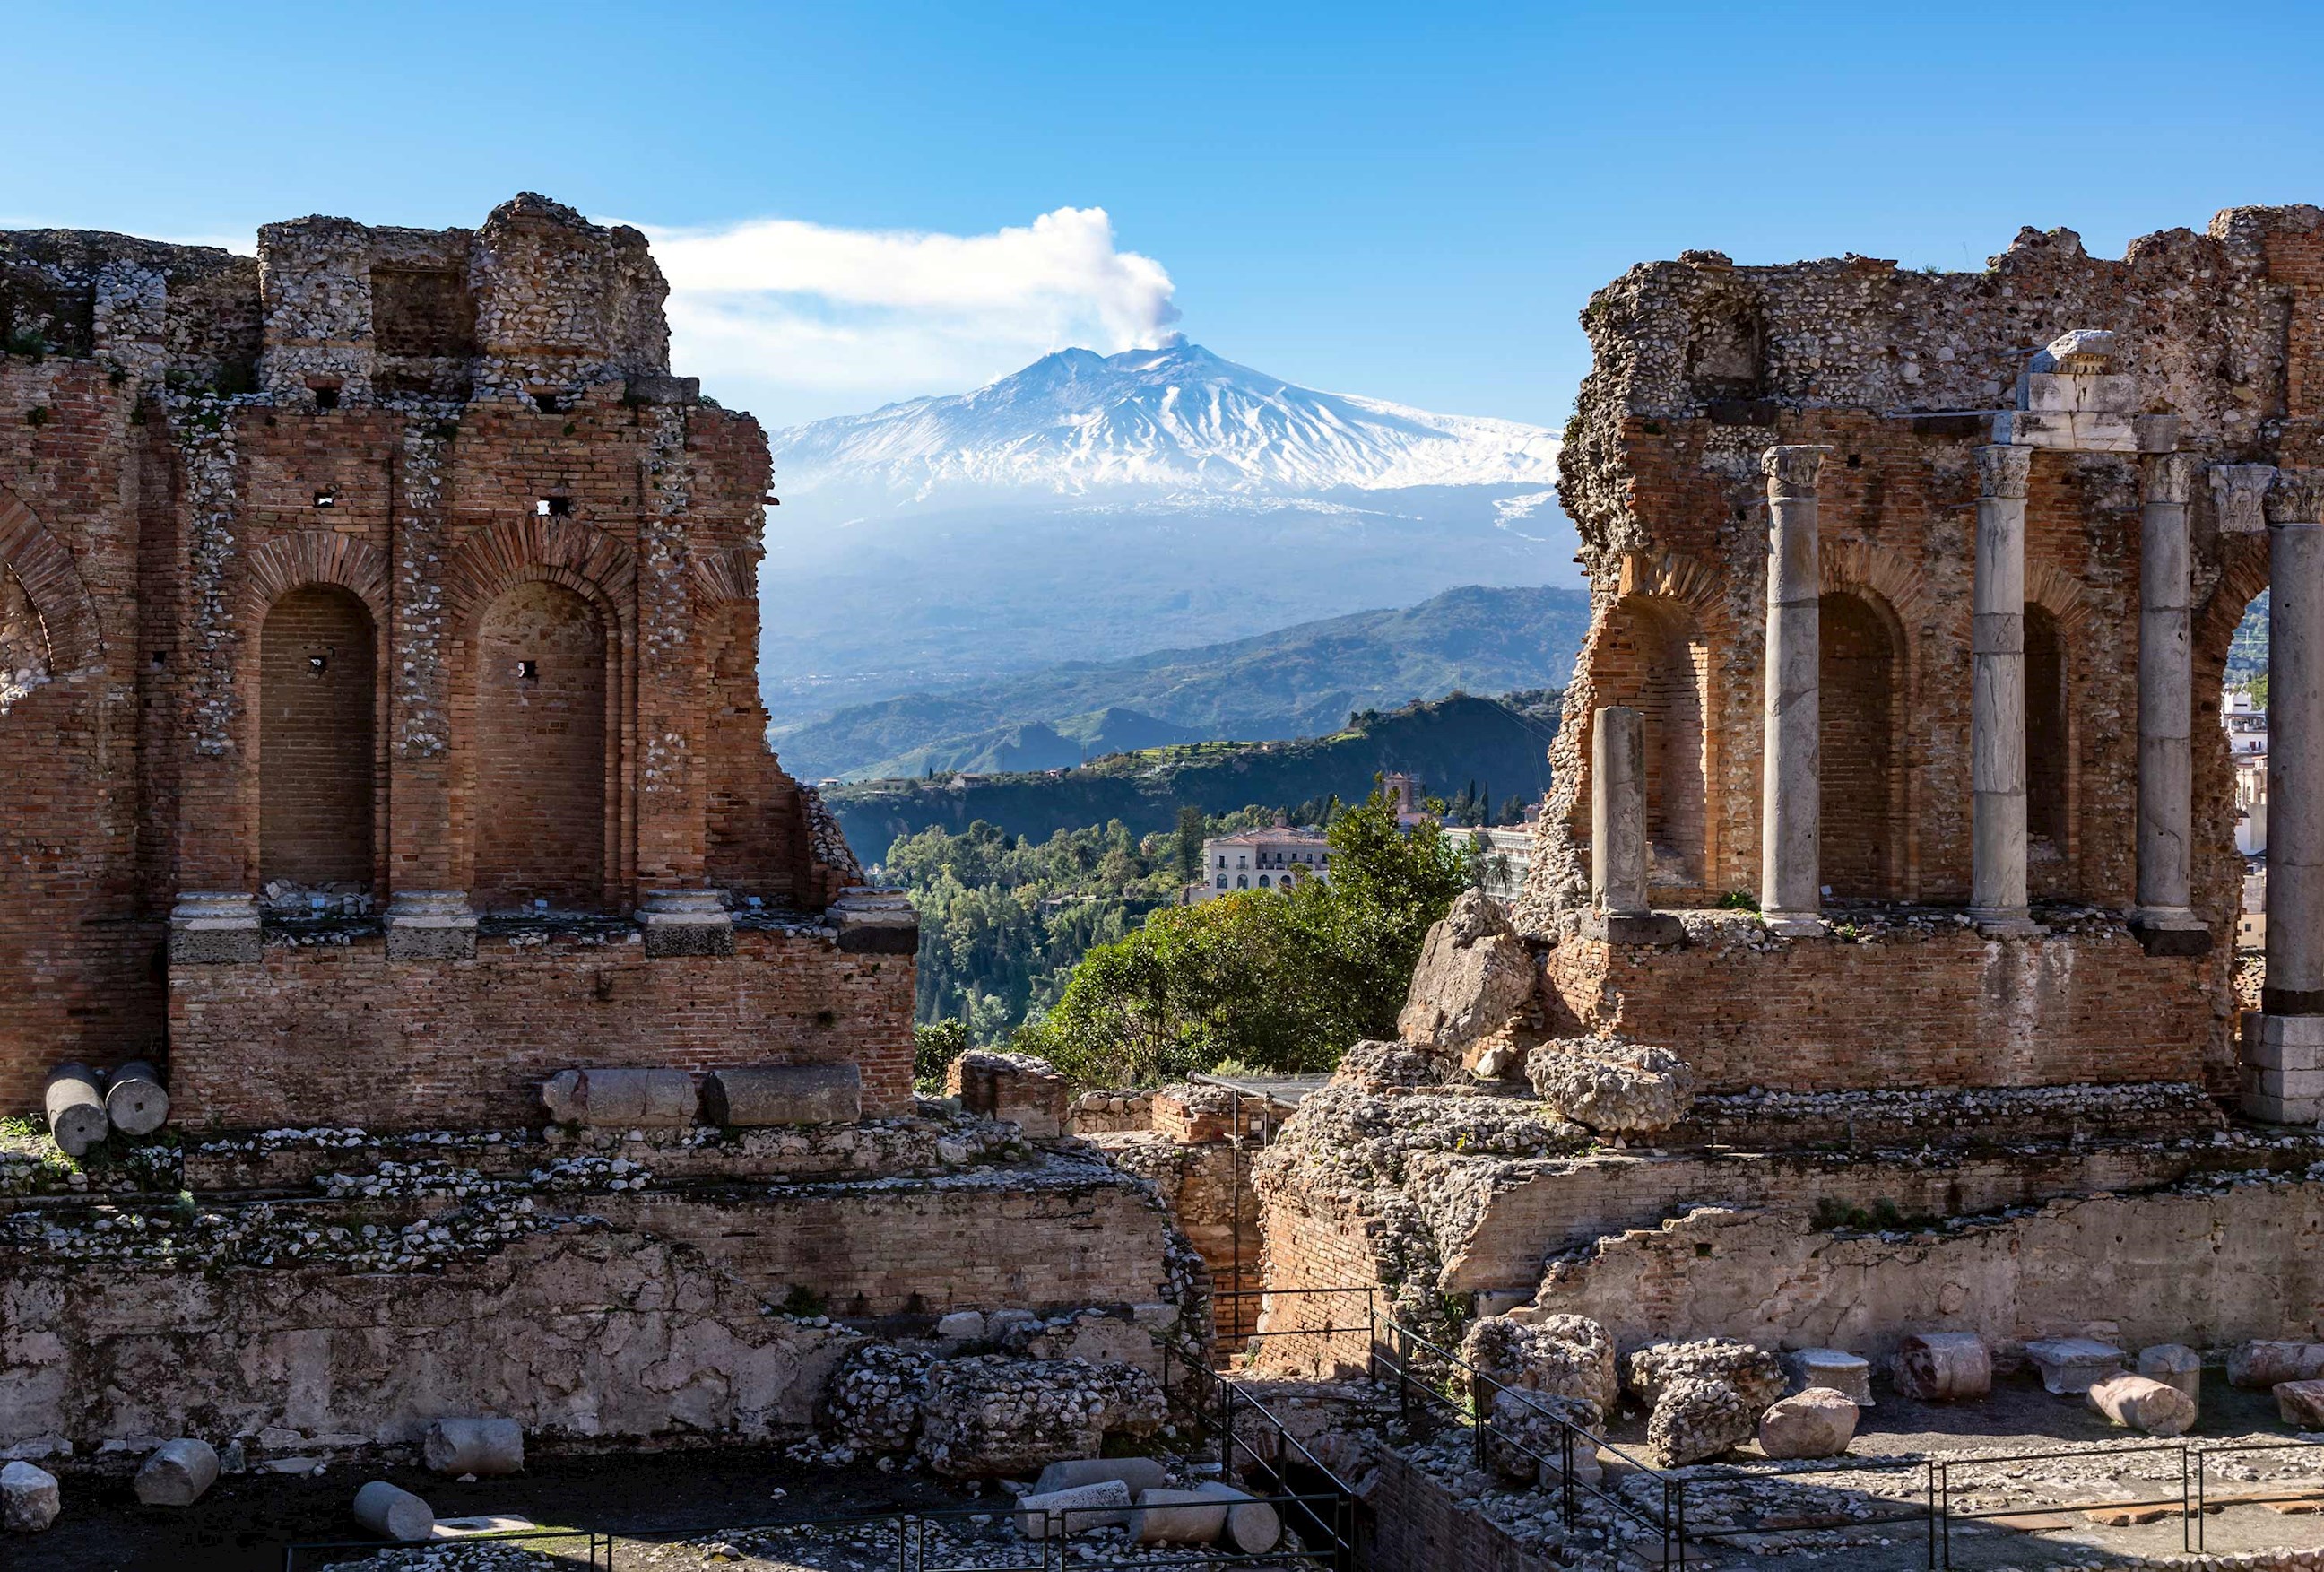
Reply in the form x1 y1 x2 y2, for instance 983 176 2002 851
0 1143 1194 1450
1532 1170 2324 1363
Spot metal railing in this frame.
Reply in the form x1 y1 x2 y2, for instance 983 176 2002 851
286 1497 1348 1571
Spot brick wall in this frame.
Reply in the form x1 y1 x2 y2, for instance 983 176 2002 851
473 578 609 910
167 922 915 1129
258 584 377 888
1543 923 2216 1093
1818 588 1901 899
0 199 889 1121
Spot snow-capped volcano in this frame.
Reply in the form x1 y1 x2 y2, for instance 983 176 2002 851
769 338 1560 503
754 341 1576 728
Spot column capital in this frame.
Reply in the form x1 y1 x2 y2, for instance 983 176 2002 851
2141 451 2201 506
1762 445 1826 498
1974 443 2034 499
2211 464 2277 535
2268 467 2324 528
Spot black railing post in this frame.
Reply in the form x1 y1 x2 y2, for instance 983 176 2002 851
2181 1446 2191 1555
1562 1421 1577 1527
1939 1459 1952 1570
1471 1371 1487 1470
1925 1459 1937 1570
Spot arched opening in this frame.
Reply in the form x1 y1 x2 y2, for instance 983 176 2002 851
1594 595 1709 891
0 565 48 712
1818 590 1901 901
474 579 606 912
259 586 377 890
2025 604 2070 868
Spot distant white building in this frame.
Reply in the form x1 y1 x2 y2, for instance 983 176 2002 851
2227 687 2268 856
1187 825 1331 902
1463 825 1534 900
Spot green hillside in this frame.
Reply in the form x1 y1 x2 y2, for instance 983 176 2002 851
827 690 1560 858
858 706 1203 778
776 584 1590 781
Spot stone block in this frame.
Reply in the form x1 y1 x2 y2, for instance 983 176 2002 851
1893 1332 1991 1402
1 1460 59 1533
1579 910 1686 945
2278 1378 2324 1429
1015 1478 1132 1538
1786 1348 1873 1407
704 1064 863 1127
637 890 735 958
1526 1038 1694 1136
1129 1488 1230 1545
2088 1374 2196 1437
422 1417 523 1476
354 1480 433 1541
1192 1482 1284 1555
557 1067 698 1128
1649 1374 1756 1465
947 1049 1071 1139
2229 1341 2324 1389
2138 1344 2201 1404
1033 1457 1169 1498
1758 1388 1859 1459
830 888 919 954
1399 890 1537 1055
384 890 478 961
914 1356 1164 1478
2025 1337 2127 1394
934 1310 987 1343
134 1438 220 1506
168 893 261 965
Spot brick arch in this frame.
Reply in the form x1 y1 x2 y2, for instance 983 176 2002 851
442 517 637 630
1621 548 1732 630
2025 559 2099 639
240 531 392 623
1821 537 1938 632
689 546 760 605
0 491 103 673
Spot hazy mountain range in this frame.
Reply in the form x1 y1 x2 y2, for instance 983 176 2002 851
759 338 1575 726
773 583 1591 781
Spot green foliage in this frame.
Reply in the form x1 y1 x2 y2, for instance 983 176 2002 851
885 809 1282 1045
1715 890 1761 911
1023 790 1470 1086
914 1018 971 1089
828 692 1554 853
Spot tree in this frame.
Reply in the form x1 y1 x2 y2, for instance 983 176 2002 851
1175 804 1205 884
1028 788 1468 1085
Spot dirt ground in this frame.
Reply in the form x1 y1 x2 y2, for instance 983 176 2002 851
5 1446 981 1572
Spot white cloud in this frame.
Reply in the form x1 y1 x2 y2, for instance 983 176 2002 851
637 206 1180 427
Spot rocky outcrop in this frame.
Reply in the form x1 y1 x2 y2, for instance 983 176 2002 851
1398 890 1538 1065
817 1342 935 1454
1524 1037 1694 1135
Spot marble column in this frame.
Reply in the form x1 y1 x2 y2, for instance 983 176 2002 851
1971 444 2036 931
1592 705 1648 914
1586 705 1682 945
2133 451 2207 946
1759 446 1825 935
2250 470 2324 1122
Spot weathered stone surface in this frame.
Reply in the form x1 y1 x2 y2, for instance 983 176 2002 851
1786 1348 1873 1407
702 1064 863 1127
1332 1039 1453 1092
2230 1340 2324 1389
561 1068 698 1129
421 1417 523 1476
1032 1457 1169 1498
42 1064 108 1158
947 1050 1072 1139
1524 1037 1693 1135
2087 1373 2197 1437
354 1479 434 1542
1648 1374 1756 1466
914 1357 1164 1478
1014 1478 1132 1538
1129 1487 1230 1545
817 1342 934 1454
1190 1482 1284 1554
1625 1337 1784 1409
1757 1387 1859 1459
1398 890 1537 1060
2025 1336 2127 1394
2279 1378 2324 1429
1 1461 59 1532
103 1061 169 1137
133 1437 220 1506
1894 1332 1992 1402
2138 1343 2202 1404
1461 1313 1617 1417
934 1310 986 1342
1485 1386 1601 1485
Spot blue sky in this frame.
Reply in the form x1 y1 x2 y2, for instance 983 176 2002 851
10 3 2324 429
